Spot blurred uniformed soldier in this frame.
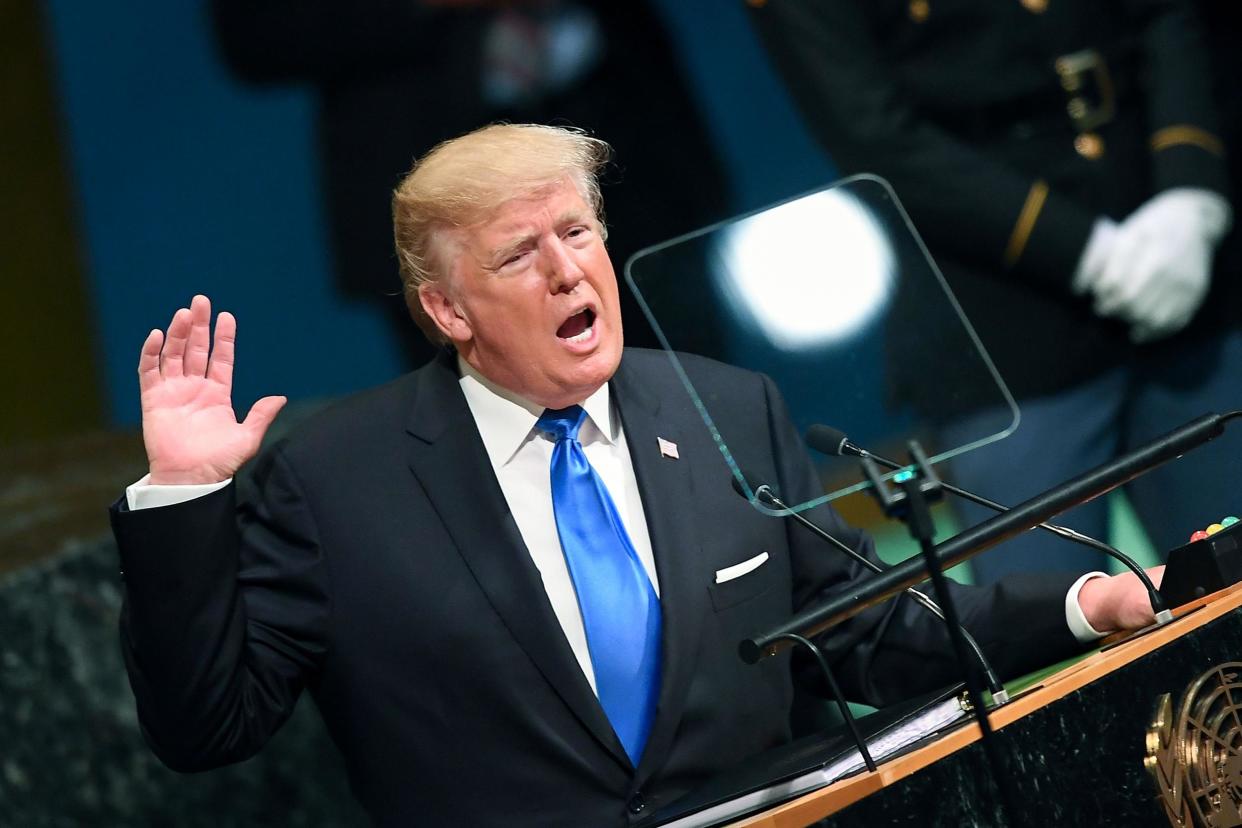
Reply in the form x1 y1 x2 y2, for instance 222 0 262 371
749 0 1239 583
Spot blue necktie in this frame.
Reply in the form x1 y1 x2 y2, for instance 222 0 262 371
537 405 662 765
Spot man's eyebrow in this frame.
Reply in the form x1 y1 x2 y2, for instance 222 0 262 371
556 207 593 229
485 210 594 265
484 233 538 268
557 207 591 225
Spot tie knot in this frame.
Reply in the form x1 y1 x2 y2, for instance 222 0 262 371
537 405 587 443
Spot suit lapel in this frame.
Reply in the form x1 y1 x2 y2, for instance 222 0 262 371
611 355 710 783
404 353 629 769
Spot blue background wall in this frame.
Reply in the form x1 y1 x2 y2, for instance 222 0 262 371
42 0 835 428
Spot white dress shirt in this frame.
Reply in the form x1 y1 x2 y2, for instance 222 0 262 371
456 358 658 693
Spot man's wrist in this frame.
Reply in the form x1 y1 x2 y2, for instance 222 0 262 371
126 473 232 511
1066 571 1111 643
148 466 233 486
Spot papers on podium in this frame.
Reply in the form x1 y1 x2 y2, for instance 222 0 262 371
645 685 970 828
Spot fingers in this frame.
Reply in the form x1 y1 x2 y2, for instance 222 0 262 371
1128 276 1191 343
1094 231 1148 317
242 395 288 441
138 328 165 395
1119 240 1163 310
1127 240 1211 342
161 307 193 378
154 295 228 380
1126 262 1173 324
184 294 213 377
1073 218 1116 296
207 311 238 388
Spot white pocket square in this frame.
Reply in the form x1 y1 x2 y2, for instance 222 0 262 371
714 551 769 584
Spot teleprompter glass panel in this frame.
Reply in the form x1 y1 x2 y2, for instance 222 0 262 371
623 175 1018 514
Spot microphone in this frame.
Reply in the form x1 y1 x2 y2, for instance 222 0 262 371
804 424 1171 623
730 471 1010 703
745 413 1230 659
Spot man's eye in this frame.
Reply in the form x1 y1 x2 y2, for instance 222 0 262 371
565 226 590 240
502 250 531 267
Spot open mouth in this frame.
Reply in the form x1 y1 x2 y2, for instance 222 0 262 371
556 308 596 343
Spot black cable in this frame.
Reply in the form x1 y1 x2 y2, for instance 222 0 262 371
740 479 1009 704
776 633 877 773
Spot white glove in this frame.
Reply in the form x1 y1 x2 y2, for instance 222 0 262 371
1073 189 1232 343
1073 217 1118 295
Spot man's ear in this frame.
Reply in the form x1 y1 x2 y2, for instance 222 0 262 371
419 282 473 345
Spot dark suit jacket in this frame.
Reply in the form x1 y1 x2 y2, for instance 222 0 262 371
111 348 1082 826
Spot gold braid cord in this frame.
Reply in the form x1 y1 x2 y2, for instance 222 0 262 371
1004 180 1049 268
1151 126 1226 157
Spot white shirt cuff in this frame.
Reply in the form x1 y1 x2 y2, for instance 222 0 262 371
1065 571 1110 644
126 473 232 511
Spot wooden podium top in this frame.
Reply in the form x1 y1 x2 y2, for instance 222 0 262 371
731 583 1242 828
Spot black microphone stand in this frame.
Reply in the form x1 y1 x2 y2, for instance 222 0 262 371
733 474 1011 705
807 424 1171 624
859 440 1023 826
742 412 1232 655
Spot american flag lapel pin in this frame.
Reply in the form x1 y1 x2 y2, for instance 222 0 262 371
658 437 679 460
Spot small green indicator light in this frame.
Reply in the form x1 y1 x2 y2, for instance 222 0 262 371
893 469 915 484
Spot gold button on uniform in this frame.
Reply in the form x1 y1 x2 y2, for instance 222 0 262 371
909 0 930 22
1075 133 1105 159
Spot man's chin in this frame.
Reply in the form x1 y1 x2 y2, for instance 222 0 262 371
543 347 622 407
586 337 624 382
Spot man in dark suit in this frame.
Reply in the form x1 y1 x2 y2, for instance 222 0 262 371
111 124 1158 826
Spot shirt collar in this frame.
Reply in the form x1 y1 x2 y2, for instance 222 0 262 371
457 356 616 467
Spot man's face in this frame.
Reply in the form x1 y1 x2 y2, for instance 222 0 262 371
421 178 624 409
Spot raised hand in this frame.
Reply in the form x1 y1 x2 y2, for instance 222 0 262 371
139 295 286 485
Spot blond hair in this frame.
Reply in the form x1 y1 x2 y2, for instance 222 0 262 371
392 123 612 342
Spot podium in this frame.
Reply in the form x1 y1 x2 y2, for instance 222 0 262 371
624 175 1242 828
728 584 1242 827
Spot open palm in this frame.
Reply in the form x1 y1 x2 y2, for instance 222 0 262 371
140 295 286 485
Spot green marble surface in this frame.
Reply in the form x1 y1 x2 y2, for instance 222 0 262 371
0 539 367 827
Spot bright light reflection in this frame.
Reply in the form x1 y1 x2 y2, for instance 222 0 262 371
714 190 895 352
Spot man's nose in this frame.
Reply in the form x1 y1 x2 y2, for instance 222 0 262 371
546 237 586 292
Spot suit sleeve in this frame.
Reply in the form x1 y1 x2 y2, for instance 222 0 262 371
756 372 1083 707
1128 0 1230 194
110 445 329 772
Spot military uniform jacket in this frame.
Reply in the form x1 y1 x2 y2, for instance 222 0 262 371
751 0 1231 411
